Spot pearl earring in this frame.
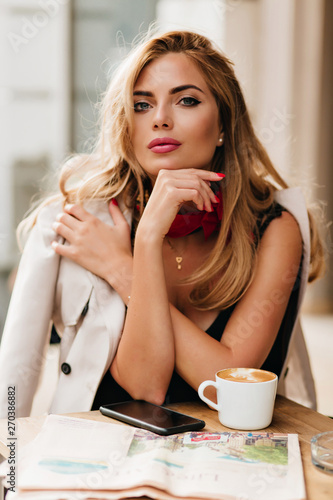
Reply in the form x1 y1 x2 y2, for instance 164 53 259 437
218 137 223 144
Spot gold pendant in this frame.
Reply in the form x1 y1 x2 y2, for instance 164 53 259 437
176 257 183 270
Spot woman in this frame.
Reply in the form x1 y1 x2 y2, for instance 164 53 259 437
0 31 324 418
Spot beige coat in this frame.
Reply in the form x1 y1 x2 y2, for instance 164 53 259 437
0 188 316 418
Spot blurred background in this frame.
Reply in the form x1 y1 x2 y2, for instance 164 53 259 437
0 0 332 415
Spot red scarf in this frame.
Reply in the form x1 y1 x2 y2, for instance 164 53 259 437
166 188 223 240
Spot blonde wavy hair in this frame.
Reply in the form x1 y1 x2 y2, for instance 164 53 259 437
19 30 325 310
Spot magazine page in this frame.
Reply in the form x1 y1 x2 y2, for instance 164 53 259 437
6 487 204 500
107 430 306 500
5 415 305 500
11 415 135 491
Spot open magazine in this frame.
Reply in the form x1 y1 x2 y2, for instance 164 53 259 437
3 415 306 500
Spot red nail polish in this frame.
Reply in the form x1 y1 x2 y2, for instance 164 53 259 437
111 198 118 206
216 173 225 178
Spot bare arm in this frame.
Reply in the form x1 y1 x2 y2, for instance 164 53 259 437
170 211 303 391
52 168 222 403
110 227 175 404
113 210 302 402
111 188 302 402
52 200 134 304
110 168 223 403
52 183 302 404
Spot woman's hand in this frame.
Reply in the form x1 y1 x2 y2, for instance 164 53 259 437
111 168 224 403
51 200 133 295
138 168 224 240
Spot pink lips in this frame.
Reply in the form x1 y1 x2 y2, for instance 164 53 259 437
148 137 181 154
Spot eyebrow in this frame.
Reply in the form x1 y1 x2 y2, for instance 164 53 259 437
133 84 204 97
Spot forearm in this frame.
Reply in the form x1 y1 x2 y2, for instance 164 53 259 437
104 256 133 306
170 305 235 390
169 247 298 393
111 229 175 404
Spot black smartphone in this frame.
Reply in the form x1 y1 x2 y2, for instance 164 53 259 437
99 400 205 436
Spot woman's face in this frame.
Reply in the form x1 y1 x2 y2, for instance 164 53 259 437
131 53 222 181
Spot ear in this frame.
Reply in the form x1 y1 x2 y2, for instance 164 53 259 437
216 131 224 147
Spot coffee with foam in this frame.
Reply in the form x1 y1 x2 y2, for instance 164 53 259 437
199 367 278 429
217 368 276 383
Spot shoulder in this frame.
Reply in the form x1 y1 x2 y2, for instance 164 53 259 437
36 198 109 224
258 210 303 269
261 210 302 243
37 199 63 222
244 210 303 321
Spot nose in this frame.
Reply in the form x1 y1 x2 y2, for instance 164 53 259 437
152 103 173 129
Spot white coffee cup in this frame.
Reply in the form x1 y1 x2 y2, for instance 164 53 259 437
198 367 278 430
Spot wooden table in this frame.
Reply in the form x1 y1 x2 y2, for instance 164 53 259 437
0 395 332 499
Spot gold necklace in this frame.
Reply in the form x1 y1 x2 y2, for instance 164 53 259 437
166 237 184 270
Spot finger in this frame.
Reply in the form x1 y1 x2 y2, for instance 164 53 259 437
108 199 129 226
52 220 74 242
189 169 225 183
182 171 223 208
163 181 206 211
158 170 222 210
165 168 224 183
64 203 91 222
188 179 213 212
177 188 206 212
51 240 81 262
56 212 81 231
51 239 71 257
195 179 216 211
170 176 215 212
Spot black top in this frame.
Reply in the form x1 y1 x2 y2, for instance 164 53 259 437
91 203 301 409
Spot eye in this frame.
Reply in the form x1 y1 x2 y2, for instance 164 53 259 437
179 96 201 107
134 101 151 112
